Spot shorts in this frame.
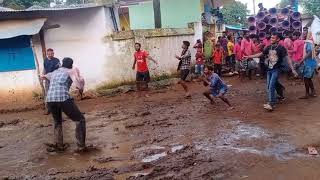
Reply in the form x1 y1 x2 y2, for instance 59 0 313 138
180 69 190 81
195 64 204 75
211 86 228 97
136 71 150 82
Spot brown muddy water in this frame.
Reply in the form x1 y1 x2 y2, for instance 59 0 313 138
1 77 320 179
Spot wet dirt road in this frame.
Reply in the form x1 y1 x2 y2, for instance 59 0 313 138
1 77 320 180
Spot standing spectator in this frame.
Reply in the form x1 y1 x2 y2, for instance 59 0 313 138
234 37 243 74
263 34 271 47
204 36 214 65
43 48 60 115
283 32 294 58
212 43 224 77
195 47 205 76
226 35 235 74
288 31 305 73
193 39 203 51
241 33 255 79
132 43 158 98
300 32 317 99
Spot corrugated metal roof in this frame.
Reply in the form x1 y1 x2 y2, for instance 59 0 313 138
0 3 113 20
0 3 108 13
0 18 46 39
0 7 14 11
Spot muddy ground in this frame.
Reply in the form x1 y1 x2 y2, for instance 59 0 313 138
1 76 320 180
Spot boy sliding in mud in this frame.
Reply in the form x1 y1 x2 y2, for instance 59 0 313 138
201 66 233 109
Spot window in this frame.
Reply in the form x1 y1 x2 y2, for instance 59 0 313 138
0 36 35 72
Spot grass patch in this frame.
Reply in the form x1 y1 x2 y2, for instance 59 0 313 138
96 72 178 93
96 80 136 92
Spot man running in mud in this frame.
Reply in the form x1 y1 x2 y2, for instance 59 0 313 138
245 32 297 111
132 43 158 97
41 58 86 152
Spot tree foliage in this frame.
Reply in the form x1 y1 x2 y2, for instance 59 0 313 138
301 0 320 17
278 0 291 8
1 0 49 9
221 1 249 26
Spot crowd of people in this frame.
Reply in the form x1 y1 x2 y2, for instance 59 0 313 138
40 27 320 152
195 29 320 111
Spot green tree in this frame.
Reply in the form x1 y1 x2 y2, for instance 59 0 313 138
278 0 290 8
301 0 320 17
1 0 49 9
221 1 249 26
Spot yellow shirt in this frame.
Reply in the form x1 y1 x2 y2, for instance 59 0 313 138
227 41 234 56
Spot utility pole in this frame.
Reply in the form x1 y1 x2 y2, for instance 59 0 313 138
153 0 161 28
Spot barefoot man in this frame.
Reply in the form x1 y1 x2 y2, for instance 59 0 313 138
132 43 158 97
41 58 86 152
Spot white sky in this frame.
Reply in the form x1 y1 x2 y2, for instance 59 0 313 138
239 0 281 14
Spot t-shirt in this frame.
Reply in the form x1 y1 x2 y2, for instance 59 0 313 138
241 39 254 56
263 43 288 70
234 43 243 61
208 73 227 92
283 38 293 58
227 41 235 56
213 49 224 64
292 39 305 62
204 40 213 59
44 57 60 74
134 50 149 72
195 52 204 65
263 39 271 47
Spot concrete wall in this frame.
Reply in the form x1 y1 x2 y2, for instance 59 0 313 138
129 0 202 30
0 7 202 107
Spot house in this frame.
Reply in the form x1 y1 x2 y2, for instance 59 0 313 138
0 3 202 108
0 4 119 105
119 0 202 30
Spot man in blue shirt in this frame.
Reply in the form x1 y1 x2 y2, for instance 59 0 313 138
43 48 60 114
201 66 233 109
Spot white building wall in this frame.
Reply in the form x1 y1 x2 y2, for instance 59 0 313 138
0 7 201 107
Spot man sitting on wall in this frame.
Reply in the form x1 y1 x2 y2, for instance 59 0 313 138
43 48 60 115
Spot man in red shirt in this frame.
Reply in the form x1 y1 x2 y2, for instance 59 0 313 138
132 43 157 97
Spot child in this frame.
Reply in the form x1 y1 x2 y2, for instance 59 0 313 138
195 47 205 76
212 43 224 77
202 66 233 109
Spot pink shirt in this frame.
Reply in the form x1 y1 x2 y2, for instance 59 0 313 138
234 43 243 61
279 40 284 46
241 39 254 56
291 39 305 62
283 38 293 58
69 67 85 90
263 39 271 47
